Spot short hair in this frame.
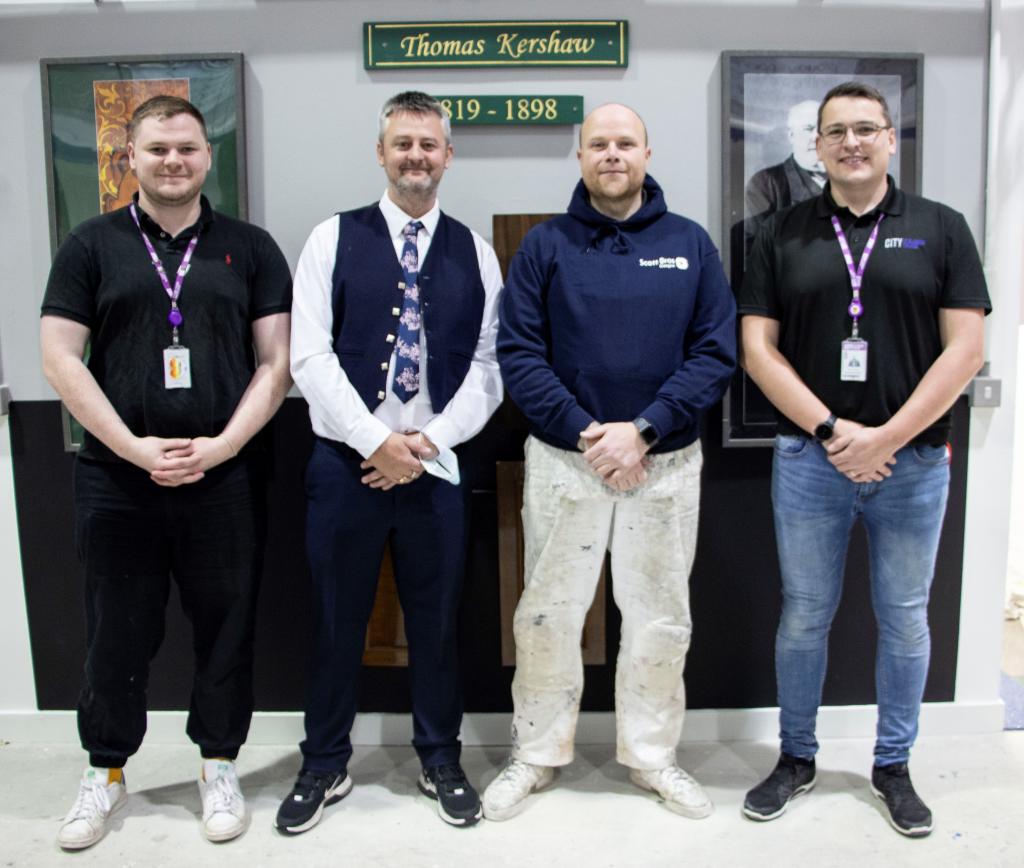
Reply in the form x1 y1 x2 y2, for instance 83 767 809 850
378 91 451 143
817 82 893 131
127 95 208 142
578 103 649 147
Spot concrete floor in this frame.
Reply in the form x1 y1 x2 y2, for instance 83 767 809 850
2 734 1021 867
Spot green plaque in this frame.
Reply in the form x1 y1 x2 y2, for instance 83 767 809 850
436 95 583 126
365 20 628 69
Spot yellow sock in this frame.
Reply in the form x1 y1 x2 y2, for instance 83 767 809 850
108 768 123 785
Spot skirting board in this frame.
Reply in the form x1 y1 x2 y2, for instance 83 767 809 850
0 702 1005 745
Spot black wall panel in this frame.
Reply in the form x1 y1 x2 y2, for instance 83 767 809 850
10 396 966 713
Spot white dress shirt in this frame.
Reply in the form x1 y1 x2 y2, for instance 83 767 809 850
291 192 504 459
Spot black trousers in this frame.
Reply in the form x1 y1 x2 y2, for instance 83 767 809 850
73 457 265 768
300 438 468 773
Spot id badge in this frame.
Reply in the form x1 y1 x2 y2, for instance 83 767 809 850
840 339 868 382
163 345 192 389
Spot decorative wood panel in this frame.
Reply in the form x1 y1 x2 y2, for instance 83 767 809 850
492 213 557 279
360 212 590 668
492 213 608 667
362 545 408 666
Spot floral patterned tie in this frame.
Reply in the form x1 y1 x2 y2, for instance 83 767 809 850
393 220 424 402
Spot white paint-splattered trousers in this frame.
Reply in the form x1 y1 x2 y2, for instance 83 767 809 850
510 435 702 770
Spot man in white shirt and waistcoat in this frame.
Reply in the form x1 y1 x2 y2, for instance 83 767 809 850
277 91 503 833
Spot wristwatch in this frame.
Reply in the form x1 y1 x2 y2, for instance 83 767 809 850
633 417 660 448
814 413 838 442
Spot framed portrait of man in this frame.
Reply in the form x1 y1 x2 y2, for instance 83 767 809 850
40 53 247 449
720 51 923 446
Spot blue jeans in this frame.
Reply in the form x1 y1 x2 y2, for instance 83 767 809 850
771 435 950 766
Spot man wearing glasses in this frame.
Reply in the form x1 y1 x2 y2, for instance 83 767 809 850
739 82 989 837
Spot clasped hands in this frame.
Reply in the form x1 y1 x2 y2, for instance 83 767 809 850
129 435 237 487
823 418 899 482
578 421 650 492
360 432 438 490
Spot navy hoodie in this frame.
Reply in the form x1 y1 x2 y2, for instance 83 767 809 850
497 175 736 453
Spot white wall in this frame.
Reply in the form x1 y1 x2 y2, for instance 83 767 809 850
0 418 36 711
0 1 1008 731
988 0 1024 616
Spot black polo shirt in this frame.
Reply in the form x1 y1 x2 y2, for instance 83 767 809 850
42 195 292 463
738 178 991 446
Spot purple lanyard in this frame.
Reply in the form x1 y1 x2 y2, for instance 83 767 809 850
129 203 200 346
830 213 884 339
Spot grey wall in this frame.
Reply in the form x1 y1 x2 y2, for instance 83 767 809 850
0 0 989 403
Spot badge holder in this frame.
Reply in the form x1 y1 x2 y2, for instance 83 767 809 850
840 298 867 383
163 303 192 390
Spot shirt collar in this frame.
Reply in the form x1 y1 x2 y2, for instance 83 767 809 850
131 193 214 236
816 174 904 219
378 191 441 240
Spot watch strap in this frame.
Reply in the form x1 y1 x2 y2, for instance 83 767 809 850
634 417 659 447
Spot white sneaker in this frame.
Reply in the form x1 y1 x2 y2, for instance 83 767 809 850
198 760 247 842
630 765 713 819
482 760 554 821
56 767 126 850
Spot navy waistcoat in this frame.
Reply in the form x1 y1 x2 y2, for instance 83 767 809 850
331 205 485 412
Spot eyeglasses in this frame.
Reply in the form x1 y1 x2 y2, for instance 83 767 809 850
819 123 890 145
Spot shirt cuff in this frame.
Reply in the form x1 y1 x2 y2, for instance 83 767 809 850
421 415 460 453
347 414 394 460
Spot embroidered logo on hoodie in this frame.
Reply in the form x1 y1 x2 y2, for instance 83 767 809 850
639 256 689 270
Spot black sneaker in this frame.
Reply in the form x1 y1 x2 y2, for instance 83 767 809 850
871 763 933 837
275 769 352 835
742 753 816 821
418 763 482 827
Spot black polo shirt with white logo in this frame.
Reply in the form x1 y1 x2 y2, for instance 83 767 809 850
738 178 990 446
42 195 292 462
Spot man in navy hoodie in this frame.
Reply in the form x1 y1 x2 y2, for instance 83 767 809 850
485 103 736 820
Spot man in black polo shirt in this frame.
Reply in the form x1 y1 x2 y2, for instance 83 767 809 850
41 96 292 849
738 82 989 837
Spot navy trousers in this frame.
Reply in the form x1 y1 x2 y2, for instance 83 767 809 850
300 438 468 772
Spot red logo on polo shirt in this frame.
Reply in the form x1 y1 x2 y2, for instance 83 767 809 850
225 254 232 265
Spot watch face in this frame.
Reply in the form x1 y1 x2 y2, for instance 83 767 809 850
815 423 834 440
